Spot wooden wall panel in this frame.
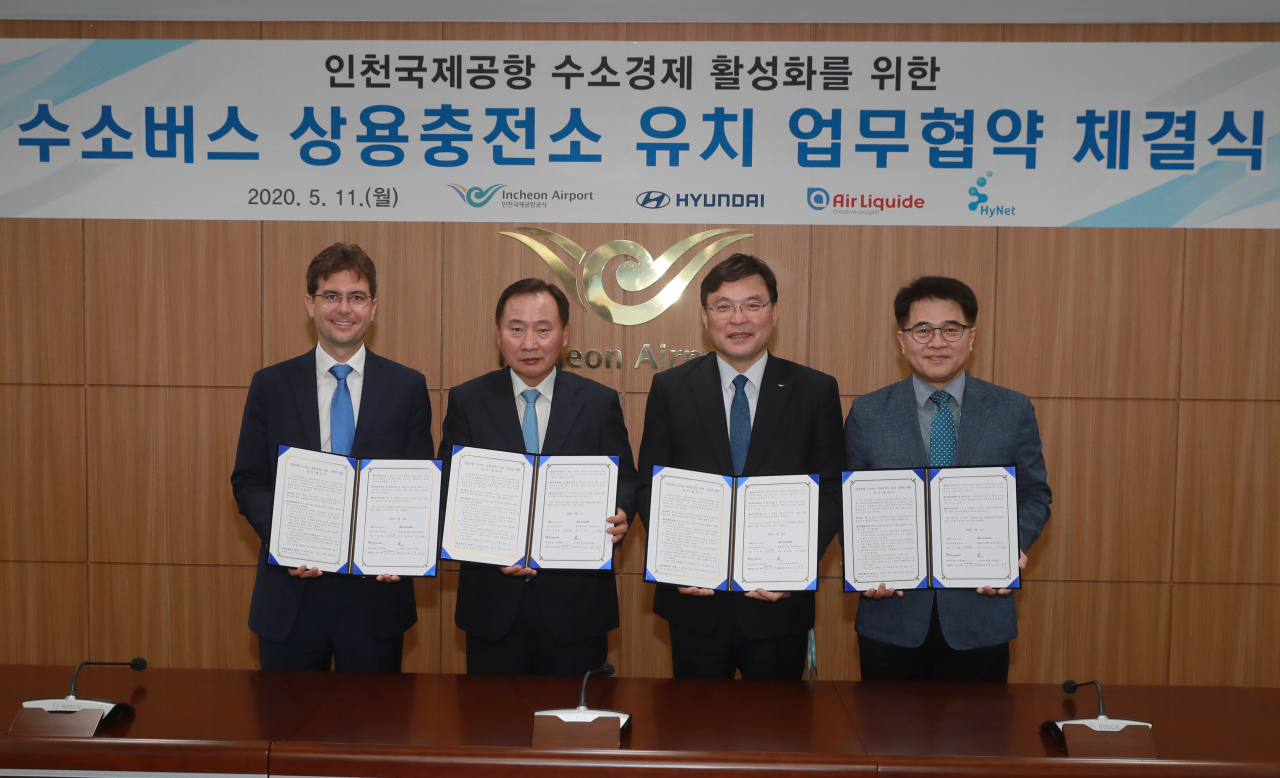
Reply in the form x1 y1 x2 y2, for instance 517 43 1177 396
993 228 1183 399
80 21 261 39
89 563 257 668
401 576 442 673
1181 230 1280 400
85 220 262 387
1062 582 1171 685
438 570 466 673
0 561 88 665
1174 401 1280 584
262 221 442 387
615 573 671 678
809 226 997 396
87 387 256 565
1007 581 1064 683
445 22 626 40
706 24 814 41
1194 23 1280 41
0 219 83 385
1030 399 1177 582
0 20 81 37
625 24 704 41
441 222 628 392
0 386 86 562
813 582 860 681
1003 24 1194 42
263 22 442 40
1170 583 1280 687
817 24 1002 41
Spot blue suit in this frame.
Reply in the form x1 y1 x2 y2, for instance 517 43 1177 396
844 374 1051 651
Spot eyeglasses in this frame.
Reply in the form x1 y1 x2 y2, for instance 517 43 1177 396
903 322 971 344
705 301 772 316
312 293 372 308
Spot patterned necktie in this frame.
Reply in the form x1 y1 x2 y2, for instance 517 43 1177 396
329 364 355 456
729 374 751 476
521 388 541 454
929 389 955 467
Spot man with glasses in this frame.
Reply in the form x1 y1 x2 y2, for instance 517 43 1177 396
636 254 844 680
845 276 1051 682
232 242 432 672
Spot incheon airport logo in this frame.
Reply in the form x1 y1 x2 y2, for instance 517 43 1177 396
448 183 505 207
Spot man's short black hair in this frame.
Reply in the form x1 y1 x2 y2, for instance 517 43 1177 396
893 276 979 328
495 278 571 326
700 253 778 306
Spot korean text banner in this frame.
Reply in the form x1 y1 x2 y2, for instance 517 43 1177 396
1 39 1277 228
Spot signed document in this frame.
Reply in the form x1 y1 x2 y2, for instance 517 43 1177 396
732 475 820 592
929 466 1020 589
268 446 441 576
441 447 621 570
644 467 819 591
841 469 928 592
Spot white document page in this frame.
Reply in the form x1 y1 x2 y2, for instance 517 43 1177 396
731 474 820 592
929 466 1021 589
441 447 535 567
352 459 442 577
645 467 733 589
269 447 357 573
842 470 928 592
529 456 619 570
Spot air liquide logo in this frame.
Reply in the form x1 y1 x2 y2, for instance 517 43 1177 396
448 183 504 207
807 188 830 210
501 227 753 325
967 170 1017 217
636 191 671 209
806 186 924 215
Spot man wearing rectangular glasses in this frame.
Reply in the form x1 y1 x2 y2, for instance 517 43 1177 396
845 275 1051 682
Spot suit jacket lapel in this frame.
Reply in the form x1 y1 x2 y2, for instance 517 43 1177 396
693 356 735 475
891 378 929 467
543 371 584 455
290 350 322 451
954 374 990 466
743 356 792 475
478 369 528 453
351 350 385 455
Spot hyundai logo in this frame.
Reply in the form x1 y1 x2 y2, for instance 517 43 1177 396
636 191 671 209
807 187 830 210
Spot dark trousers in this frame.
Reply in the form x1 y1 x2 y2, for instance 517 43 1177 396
257 577 404 672
466 581 608 676
858 597 1009 682
668 612 808 681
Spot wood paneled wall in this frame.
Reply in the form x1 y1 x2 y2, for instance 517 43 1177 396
2 20 1277 688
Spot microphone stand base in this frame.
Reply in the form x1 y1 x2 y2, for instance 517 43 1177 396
1041 717 1156 759
532 707 629 749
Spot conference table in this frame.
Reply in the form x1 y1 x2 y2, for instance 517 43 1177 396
1 665 1278 777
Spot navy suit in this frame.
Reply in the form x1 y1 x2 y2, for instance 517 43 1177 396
231 349 433 669
439 368 637 673
845 374 1051 652
637 353 844 677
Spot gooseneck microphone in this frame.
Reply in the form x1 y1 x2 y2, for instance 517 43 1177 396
578 662 615 709
1063 679 1106 718
68 657 147 699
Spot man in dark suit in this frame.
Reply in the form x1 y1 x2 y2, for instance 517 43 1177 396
231 242 432 672
440 278 637 676
846 276 1051 682
636 254 844 680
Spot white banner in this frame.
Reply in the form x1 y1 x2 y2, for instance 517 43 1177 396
1 39 1277 227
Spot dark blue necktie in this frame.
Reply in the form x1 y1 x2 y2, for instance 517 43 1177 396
329 363 355 456
730 374 751 476
929 389 955 467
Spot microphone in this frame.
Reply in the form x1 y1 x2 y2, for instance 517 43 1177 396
1063 679 1106 718
578 662 615 709
69 658 147 699
22 657 148 723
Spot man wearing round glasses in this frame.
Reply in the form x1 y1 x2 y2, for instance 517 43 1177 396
845 276 1051 683
232 242 433 672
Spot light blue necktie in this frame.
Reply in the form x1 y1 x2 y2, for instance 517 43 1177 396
521 388 541 454
729 375 751 476
929 389 955 467
329 364 355 456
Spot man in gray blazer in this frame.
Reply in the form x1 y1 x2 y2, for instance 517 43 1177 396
845 276 1051 682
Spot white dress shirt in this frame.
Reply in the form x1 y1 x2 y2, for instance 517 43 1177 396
511 367 556 452
316 343 366 453
715 351 768 430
